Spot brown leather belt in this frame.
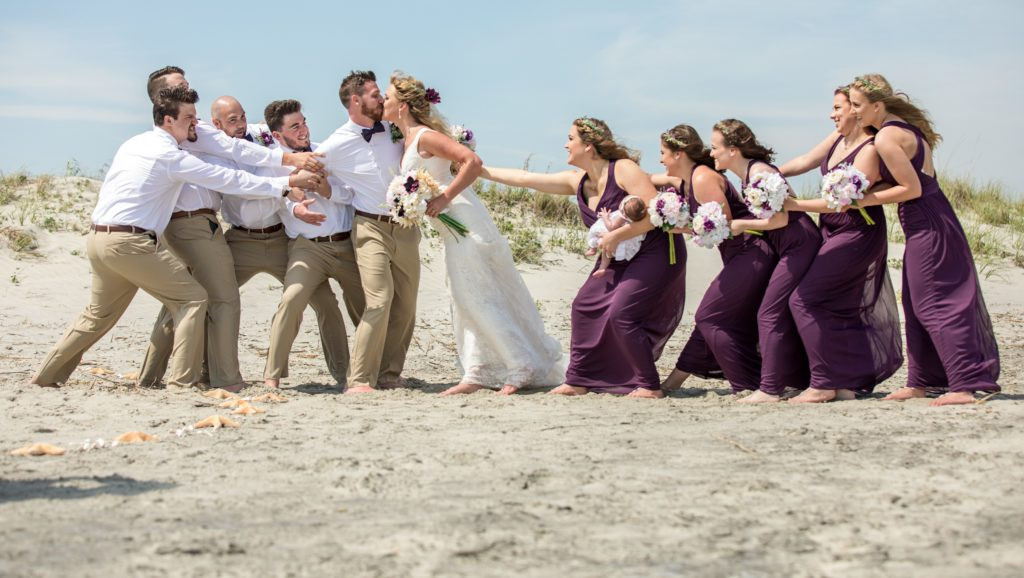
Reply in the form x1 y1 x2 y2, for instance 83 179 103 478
232 223 284 234
90 224 152 234
310 231 351 243
354 209 394 223
170 208 216 220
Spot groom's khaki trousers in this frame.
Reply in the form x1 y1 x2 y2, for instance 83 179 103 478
137 213 242 388
264 234 365 380
347 215 420 389
35 230 208 387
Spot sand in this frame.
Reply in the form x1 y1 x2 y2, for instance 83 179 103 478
1 178 1022 577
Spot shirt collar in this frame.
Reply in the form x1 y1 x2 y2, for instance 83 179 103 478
153 126 180 146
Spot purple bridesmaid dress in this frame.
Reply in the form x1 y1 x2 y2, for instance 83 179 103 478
746 160 822 395
879 121 1000 393
564 160 687 393
788 137 903 393
675 165 776 392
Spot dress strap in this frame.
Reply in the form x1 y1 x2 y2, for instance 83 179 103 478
821 135 844 174
881 121 925 169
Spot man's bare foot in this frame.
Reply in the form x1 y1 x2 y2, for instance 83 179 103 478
930 391 977 406
549 384 588 396
344 385 376 395
440 382 484 396
591 269 608 278
883 386 926 401
264 378 280 389
661 369 691 392
495 385 519 395
789 388 856 404
222 383 246 394
737 390 781 404
627 387 664 399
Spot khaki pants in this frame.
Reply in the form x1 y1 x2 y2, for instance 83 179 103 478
264 235 365 381
347 217 420 388
138 214 242 388
35 231 208 387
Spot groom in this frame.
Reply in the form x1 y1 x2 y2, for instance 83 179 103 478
317 70 418 394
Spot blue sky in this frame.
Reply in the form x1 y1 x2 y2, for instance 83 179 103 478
1 0 1022 197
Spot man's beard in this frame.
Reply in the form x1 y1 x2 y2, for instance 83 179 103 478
187 127 198 142
362 100 383 123
281 134 310 151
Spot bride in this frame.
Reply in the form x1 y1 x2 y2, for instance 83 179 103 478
382 72 566 395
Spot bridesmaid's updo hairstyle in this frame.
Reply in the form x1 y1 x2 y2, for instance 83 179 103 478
573 117 640 162
390 71 450 137
713 119 775 163
661 124 716 170
851 73 942 148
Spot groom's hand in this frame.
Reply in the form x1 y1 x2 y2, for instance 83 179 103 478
283 151 325 174
293 198 326 225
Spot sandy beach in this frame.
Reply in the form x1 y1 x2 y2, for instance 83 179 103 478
1 177 1022 577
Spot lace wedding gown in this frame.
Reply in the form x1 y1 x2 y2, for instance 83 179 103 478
402 128 566 388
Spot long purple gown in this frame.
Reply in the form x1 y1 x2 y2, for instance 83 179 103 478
675 165 776 393
879 121 1000 393
564 160 687 393
746 161 822 395
788 137 903 392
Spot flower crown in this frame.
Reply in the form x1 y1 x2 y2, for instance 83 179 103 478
577 117 606 139
424 88 441 105
854 76 889 98
661 132 687 150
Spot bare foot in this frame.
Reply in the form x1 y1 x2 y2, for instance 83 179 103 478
344 385 376 395
591 269 608 278
440 383 484 396
789 388 856 404
930 391 977 406
883 386 926 401
549 384 588 396
222 383 246 394
627 387 664 399
661 369 691 392
263 378 279 389
737 390 781 404
495 385 519 395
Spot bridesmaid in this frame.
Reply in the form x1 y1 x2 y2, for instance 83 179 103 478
849 74 1000 406
653 125 776 394
715 120 822 403
780 86 903 403
480 117 686 398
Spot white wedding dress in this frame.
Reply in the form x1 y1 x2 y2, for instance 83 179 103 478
402 128 567 388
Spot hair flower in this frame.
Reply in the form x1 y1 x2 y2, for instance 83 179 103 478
424 88 441 105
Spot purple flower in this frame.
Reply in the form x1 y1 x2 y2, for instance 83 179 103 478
425 88 441 105
259 131 274 146
464 129 473 141
404 176 419 193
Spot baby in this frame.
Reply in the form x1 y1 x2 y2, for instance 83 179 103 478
586 195 648 278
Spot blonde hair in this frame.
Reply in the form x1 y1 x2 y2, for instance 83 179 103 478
851 73 942 148
573 117 639 162
389 71 450 137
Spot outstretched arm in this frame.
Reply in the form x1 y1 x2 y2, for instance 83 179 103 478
650 173 683 190
479 166 581 196
780 131 840 177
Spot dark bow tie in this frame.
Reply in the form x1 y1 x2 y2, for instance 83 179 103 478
361 121 384 142
292 146 313 153
244 133 254 142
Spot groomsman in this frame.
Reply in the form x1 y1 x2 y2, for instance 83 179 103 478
263 99 366 388
217 97 353 385
316 70 416 394
31 86 318 388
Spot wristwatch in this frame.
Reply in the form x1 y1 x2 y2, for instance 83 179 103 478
281 185 292 198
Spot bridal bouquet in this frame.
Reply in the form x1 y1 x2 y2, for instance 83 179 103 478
690 202 732 249
821 163 875 225
742 171 788 219
386 169 469 237
450 124 476 150
648 189 689 265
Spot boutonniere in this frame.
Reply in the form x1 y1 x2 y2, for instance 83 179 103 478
257 129 274 147
389 123 404 143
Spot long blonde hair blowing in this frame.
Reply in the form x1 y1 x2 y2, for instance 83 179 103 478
573 117 639 162
390 71 450 137
851 73 942 149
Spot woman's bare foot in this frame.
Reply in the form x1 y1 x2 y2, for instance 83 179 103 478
344 385 376 395
549 384 588 396
737 390 781 404
495 385 519 395
263 378 279 389
930 391 977 406
789 388 856 404
440 382 484 396
661 369 691 392
627 387 664 399
883 386 926 401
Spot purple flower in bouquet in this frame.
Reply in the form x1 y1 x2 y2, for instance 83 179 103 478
404 176 419 193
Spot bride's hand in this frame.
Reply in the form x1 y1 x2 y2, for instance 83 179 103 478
426 195 451 218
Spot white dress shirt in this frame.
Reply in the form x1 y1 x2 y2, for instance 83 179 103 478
174 151 223 212
317 120 403 215
276 142 354 239
91 127 289 235
181 120 284 168
211 127 289 229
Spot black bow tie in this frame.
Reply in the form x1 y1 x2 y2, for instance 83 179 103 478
244 133 254 142
361 121 384 142
292 146 313 153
